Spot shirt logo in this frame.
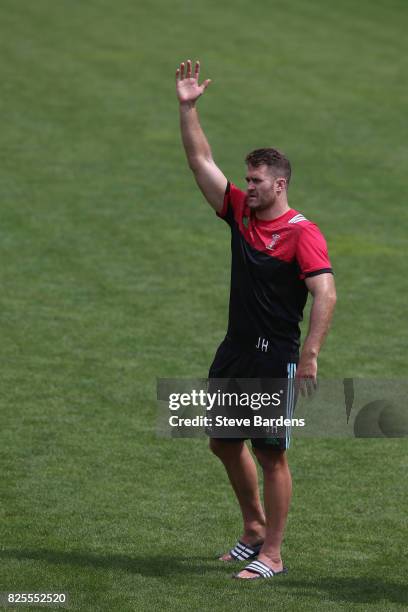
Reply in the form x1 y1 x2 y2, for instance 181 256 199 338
266 234 280 250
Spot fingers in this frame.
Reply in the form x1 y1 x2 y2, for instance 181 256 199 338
176 59 201 81
194 60 200 80
305 377 317 398
295 377 304 398
176 61 188 81
175 62 186 82
295 375 317 398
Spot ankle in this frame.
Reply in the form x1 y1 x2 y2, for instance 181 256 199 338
243 521 266 542
260 551 282 565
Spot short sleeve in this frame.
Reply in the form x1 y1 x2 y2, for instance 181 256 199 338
217 182 247 226
296 223 333 280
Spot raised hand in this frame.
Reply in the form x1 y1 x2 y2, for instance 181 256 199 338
176 59 211 104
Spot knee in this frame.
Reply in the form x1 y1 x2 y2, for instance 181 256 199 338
209 438 243 459
253 447 287 474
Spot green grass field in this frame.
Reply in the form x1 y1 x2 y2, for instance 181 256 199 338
1 0 407 610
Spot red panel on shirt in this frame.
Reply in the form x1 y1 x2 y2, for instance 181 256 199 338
218 182 247 221
218 182 332 279
295 222 332 279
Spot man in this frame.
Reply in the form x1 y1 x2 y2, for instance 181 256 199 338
175 59 336 580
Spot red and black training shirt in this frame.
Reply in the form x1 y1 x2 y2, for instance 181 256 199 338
217 182 333 360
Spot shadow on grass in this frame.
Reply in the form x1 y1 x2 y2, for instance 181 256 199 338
0 548 216 578
1 549 407 605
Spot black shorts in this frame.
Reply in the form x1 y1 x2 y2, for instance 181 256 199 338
208 337 298 451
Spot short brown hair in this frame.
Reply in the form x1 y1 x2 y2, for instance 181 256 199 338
245 148 292 186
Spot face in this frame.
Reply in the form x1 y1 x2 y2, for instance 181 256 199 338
245 164 286 211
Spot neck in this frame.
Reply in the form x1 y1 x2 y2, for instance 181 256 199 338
255 197 290 221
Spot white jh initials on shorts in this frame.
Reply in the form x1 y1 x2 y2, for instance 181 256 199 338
256 337 269 352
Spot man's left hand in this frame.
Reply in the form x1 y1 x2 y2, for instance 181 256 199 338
296 354 318 397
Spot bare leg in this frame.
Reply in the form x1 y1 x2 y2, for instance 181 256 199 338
209 438 266 559
236 448 291 578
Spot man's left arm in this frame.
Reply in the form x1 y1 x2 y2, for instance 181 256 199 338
297 273 337 391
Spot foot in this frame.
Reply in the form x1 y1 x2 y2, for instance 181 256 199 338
219 531 265 562
234 553 283 579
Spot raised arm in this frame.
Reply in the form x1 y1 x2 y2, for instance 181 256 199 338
176 60 227 213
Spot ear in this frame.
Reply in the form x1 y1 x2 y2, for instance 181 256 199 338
275 177 287 193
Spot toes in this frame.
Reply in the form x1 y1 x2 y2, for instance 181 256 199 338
235 570 256 579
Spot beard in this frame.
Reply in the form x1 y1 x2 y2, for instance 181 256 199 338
246 193 276 210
